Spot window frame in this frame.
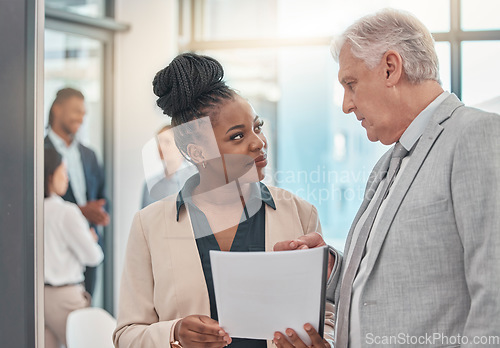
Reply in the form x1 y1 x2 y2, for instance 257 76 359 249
179 0 500 100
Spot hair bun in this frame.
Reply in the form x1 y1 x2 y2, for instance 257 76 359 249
153 53 226 117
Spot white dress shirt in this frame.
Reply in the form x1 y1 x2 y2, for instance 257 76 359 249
346 91 450 346
44 195 103 286
48 129 88 205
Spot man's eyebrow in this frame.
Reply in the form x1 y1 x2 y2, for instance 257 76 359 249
340 76 355 85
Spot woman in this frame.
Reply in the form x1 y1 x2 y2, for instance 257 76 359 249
44 147 104 348
113 53 334 348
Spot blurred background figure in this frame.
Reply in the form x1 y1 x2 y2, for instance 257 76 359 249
44 147 103 348
141 124 197 208
44 87 109 296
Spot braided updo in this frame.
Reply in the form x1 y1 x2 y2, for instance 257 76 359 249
152 53 234 161
152 53 234 126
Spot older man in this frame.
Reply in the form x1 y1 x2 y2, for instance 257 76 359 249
274 8 500 348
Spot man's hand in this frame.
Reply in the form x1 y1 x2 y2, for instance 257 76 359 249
274 232 335 281
79 199 110 226
174 315 231 348
274 324 330 348
273 232 326 251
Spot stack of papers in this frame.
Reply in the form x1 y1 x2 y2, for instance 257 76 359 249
210 246 328 345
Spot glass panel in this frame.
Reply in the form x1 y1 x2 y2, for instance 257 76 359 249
200 0 449 41
196 0 449 248
435 41 451 92
462 41 500 111
203 47 388 249
462 0 500 31
202 0 278 40
44 29 106 305
328 0 450 34
46 0 106 18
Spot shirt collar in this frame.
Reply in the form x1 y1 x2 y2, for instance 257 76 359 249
47 128 78 151
399 91 450 151
176 173 276 221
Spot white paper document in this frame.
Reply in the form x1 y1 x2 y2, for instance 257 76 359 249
210 247 328 344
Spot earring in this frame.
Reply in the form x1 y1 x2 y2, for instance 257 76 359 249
202 162 206 169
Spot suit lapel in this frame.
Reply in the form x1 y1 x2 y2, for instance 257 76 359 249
78 144 92 201
164 203 211 317
343 152 391 257
360 94 464 278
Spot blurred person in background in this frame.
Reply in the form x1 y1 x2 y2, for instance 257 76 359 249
44 147 103 348
45 87 109 296
141 124 197 208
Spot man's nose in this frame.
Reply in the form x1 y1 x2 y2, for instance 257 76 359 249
342 92 355 114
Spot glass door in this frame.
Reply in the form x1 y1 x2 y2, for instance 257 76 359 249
44 21 114 312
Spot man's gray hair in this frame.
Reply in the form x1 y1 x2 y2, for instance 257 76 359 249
331 8 440 84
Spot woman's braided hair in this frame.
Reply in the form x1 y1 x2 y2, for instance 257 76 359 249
152 53 234 159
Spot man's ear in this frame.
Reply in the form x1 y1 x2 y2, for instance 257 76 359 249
51 103 63 121
383 50 403 86
186 143 205 165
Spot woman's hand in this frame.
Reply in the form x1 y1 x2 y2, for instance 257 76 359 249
273 324 330 348
89 227 99 242
174 315 232 348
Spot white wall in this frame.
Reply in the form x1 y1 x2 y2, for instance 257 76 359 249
113 0 178 311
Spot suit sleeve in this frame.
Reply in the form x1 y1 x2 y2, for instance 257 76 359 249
113 212 179 348
452 113 500 343
300 202 336 345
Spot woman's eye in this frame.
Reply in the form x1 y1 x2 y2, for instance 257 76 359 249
230 133 244 140
254 120 264 132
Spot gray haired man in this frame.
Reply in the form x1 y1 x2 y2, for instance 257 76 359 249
274 8 500 348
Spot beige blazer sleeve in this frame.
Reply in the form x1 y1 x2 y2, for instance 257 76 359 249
113 212 179 348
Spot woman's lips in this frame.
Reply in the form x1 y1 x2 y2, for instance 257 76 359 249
254 154 268 168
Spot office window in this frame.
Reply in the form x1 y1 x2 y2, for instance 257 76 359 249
46 0 108 18
461 0 500 31
180 0 500 249
462 41 500 109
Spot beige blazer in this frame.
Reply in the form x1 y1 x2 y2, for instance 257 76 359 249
114 185 335 348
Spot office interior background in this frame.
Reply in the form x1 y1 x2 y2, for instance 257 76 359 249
1 0 499 346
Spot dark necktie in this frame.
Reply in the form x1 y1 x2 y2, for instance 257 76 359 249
335 142 409 348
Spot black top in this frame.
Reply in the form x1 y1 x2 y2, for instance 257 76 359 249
176 175 275 347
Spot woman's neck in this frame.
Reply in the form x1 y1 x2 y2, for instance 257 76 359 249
192 178 251 207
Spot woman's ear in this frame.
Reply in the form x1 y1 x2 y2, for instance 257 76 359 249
383 50 403 87
186 143 205 165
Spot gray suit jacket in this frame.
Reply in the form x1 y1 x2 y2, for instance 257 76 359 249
328 94 500 347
